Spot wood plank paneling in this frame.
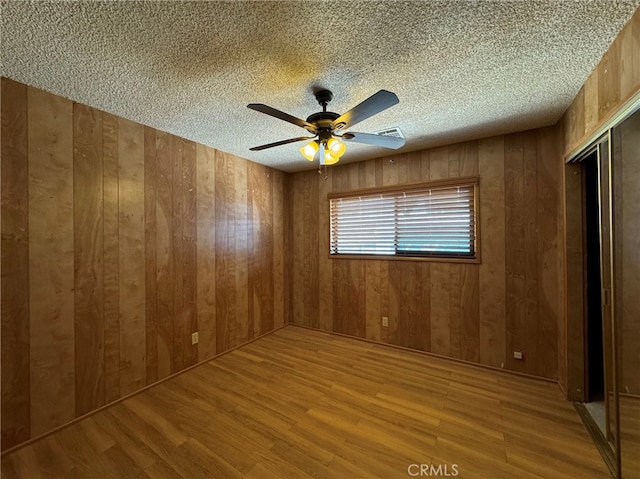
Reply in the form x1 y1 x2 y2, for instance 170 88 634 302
478 136 506 369
196 144 216 361
73 103 105 416
430 145 450 357
523 132 539 376
144 127 158 385
583 73 599 135
272 170 285 329
597 39 621 121
103 113 120 404
303 172 319 329
214 152 235 353
559 8 639 395
248 162 275 338
171 136 185 370
261 166 275 334
461 265 480 362
27 86 75 437
155 131 174 379
561 8 640 155
290 128 560 380
234 159 248 347
1 78 30 449
614 108 640 395
619 17 637 95
348 260 366 338
536 128 559 379
1 80 287 450
181 140 198 368
504 133 527 374
318 172 333 332
430 263 451 356
117 118 146 396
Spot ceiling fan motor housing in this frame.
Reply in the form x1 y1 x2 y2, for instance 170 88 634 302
306 111 339 139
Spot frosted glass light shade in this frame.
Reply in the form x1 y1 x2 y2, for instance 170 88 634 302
327 137 346 158
300 141 319 161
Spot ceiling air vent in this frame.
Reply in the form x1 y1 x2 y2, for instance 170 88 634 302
375 127 404 139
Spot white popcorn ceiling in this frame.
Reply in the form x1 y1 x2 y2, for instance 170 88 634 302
1 1 638 172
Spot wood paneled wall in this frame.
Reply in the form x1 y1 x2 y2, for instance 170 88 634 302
0 78 287 451
561 7 640 156
558 6 639 397
613 108 640 396
289 127 561 380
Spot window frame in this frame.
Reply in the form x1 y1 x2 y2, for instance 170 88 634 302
327 177 480 263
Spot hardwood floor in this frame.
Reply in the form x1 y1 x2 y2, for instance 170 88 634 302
1 326 609 478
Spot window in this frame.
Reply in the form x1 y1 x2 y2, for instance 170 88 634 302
329 178 478 261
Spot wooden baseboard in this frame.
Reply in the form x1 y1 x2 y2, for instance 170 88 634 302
0 323 288 457
286 323 558 385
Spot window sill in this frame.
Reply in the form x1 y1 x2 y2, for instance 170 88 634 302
328 254 480 264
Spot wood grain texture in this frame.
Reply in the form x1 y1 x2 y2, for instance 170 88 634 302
234 158 248 347
1 326 611 479
172 136 185 371
562 161 585 401
318 172 333 333
504 133 526 374
181 139 198 368
559 7 639 397
613 109 640 396
478 136 506 369
73 103 105 416
144 126 158 385
561 8 640 156
303 172 319 329
118 118 146 396
272 170 286 329
103 113 120 404
196 144 216 361
536 127 559 379
1 78 30 449
155 132 175 379
1 81 286 450
252 163 275 336
289 129 560 380
214 152 234 353
27 85 76 437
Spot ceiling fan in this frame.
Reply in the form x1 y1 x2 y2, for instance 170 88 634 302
247 89 405 166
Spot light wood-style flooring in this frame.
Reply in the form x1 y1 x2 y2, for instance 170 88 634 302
1 326 610 478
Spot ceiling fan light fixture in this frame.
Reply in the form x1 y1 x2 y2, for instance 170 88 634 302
300 140 319 161
327 137 346 158
249 88 402 167
324 149 340 166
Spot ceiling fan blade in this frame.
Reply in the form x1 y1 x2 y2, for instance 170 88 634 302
249 136 315 151
341 132 405 149
333 90 399 131
247 104 317 133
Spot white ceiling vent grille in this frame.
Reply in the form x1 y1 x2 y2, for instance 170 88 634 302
375 127 405 139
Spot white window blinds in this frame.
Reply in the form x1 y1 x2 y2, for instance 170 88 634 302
329 179 478 259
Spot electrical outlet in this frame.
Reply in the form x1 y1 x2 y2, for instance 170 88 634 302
513 351 523 360
382 316 389 327
191 332 199 345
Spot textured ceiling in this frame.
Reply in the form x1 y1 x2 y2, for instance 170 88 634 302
2 1 639 172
